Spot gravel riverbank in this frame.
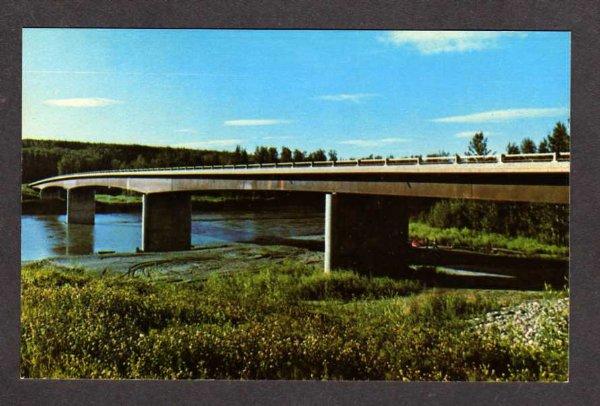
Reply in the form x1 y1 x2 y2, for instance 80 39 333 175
469 296 569 354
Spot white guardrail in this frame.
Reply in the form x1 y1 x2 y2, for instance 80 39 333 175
76 152 570 175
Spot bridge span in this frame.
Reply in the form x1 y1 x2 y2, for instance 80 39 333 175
30 153 570 275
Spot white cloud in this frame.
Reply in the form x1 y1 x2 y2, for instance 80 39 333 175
43 98 122 107
224 119 291 126
26 70 215 78
43 97 123 107
455 130 495 138
261 135 293 140
174 139 242 149
433 107 568 123
340 137 408 147
381 31 526 54
175 128 199 134
317 93 378 103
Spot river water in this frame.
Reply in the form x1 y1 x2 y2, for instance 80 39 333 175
21 207 324 261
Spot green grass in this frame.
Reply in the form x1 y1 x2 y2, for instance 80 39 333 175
21 261 568 380
95 194 141 204
410 221 568 258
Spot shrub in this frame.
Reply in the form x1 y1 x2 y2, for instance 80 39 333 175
409 222 568 257
419 200 569 246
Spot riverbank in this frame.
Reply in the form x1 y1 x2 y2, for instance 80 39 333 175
21 190 324 215
21 253 568 380
30 241 567 290
408 222 568 258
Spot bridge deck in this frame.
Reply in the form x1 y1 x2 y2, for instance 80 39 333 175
29 153 570 204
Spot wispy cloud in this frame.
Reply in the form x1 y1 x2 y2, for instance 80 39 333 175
433 107 568 123
175 128 199 134
317 93 378 103
340 137 409 148
26 70 219 78
455 130 495 138
224 119 291 127
27 70 118 75
380 31 526 54
43 98 122 108
261 135 293 140
174 139 242 149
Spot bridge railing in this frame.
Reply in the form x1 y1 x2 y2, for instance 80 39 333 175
59 152 570 176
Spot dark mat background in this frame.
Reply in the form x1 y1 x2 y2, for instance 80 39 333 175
1 1 599 404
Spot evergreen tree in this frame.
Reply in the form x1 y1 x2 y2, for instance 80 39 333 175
547 121 570 153
267 147 279 163
240 148 249 164
327 149 338 161
308 149 327 161
253 146 270 163
538 138 550 153
519 138 537 154
506 142 520 154
292 149 305 162
232 145 249 164
466 132 492 156
280 147 292 162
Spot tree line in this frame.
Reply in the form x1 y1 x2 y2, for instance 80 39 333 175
22 139 340 183
420 121 570 246
465 121 570 156
23 121 570 183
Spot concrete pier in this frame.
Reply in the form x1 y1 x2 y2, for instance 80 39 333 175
141 192 191 252
324 193 409 276
67 188 95 224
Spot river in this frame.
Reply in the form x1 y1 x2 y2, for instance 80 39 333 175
21 207 324 261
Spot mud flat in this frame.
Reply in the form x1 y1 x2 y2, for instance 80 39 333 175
33 243 323 283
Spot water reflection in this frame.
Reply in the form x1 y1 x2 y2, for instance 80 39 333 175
65 223 94 255
22 208 324 261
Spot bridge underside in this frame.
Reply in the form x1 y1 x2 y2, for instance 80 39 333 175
35 174 569 204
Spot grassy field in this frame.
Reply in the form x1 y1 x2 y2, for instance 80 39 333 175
409 222 568 258
21 260 568 381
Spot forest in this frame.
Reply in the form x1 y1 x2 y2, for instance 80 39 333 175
21 139 333 183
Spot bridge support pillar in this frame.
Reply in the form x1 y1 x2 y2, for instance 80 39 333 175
141 193 191 252
67 189 95 225
324 193 409 276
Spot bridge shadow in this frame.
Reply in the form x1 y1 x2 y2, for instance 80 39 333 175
407 266 567 291
406 247 568 290
250 236 568 291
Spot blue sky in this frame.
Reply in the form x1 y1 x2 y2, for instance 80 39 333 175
22 29 570 158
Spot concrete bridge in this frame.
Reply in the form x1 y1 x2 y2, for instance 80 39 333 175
30 152 570 274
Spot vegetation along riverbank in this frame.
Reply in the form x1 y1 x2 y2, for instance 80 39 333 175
21 253 568 381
